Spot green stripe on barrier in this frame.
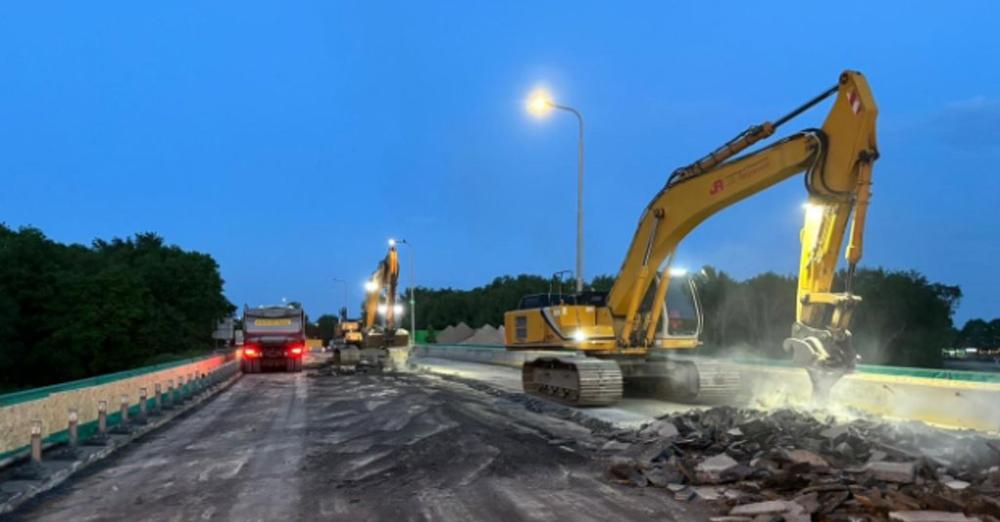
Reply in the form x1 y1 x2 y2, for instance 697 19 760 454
418 344 1000 384
0 353 223 407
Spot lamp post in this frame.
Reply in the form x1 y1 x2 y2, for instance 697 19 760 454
527 88 585 293
393 238 416 346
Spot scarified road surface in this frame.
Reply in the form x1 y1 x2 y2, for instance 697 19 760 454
8 368 703 521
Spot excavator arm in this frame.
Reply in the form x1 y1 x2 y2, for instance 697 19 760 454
363 245 401 331
606 71 878 385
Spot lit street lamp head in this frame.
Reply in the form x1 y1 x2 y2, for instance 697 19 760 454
388 238 396 247
527 88 554 117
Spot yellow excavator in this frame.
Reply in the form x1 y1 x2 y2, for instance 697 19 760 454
504 70 878 406
362 241 410 349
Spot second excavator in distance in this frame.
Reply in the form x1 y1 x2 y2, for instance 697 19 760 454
362 239 410 351
504 70 879 406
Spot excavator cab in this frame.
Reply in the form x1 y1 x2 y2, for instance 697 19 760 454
660 271 702 340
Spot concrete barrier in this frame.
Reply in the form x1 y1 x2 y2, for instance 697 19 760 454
411 344 580 369
412 344 1000 432
0 352 237 465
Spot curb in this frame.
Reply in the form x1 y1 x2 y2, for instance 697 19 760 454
0 365 242 516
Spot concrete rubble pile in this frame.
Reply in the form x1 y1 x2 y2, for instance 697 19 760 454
604 406 1000 521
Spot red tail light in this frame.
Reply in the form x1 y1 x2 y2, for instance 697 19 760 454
290 346 303 356
243 345 260 358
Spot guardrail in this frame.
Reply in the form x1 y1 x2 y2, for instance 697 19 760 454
0 351 239 467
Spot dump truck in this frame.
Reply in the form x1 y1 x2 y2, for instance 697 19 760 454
241 305 306 373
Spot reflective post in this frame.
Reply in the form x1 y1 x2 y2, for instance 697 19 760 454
68 409 79 449
137 388 148 425
30 420 42 465
153 383 163 415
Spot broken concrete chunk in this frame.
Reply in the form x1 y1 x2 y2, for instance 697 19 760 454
606 456 646 486
642 463 685 487
693 486 722 501
601 440 631 452
785 449 830 471
792 491 820 514
729 500 799 516
888 511 981 522
820 424 850 441
869 449 889 462
867 461 917 483
640 420 679 439
674 487 695 501
696 453 739 484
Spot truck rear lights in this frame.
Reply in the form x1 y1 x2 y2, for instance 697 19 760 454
288 346 304 356
243 346 260 358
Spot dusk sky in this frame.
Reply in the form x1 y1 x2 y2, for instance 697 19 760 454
2 1 998 323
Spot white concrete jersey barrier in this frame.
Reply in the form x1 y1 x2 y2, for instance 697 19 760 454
411 344 581 369
0 353 236 464
412 344 1000 433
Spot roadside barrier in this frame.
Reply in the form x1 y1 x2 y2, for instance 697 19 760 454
0 352 240 468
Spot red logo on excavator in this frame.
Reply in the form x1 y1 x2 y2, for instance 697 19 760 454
709 180 724 195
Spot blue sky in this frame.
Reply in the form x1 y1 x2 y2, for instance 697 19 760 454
1 1 998 323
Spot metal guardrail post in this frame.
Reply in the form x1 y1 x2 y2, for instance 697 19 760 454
85 400 109 446
29 420 42 466
111 394 131 434
165 379 175 409
68 409 79 449
153 383 163 416
52 407 84 460
136 388 149 425
14 420 48 479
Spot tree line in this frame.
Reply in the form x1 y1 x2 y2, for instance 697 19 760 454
406 266 980 368
0 225 233 390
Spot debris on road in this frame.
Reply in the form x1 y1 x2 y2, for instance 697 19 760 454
603 405 1000 521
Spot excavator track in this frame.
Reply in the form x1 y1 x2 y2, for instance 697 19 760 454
627 356 743 404
676 359 743 403
522 357 623 407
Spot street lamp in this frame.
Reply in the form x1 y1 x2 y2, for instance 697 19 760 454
526 87 586 293
392 238 416 346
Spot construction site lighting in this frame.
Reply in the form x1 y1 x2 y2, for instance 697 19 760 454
572 330 588 342
527 88 554 117
377 304 388 315
668 267 688 277
365 280 378 292
388 238 396 247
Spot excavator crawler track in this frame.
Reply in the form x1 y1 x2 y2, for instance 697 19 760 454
522 357 623 407
679 359 743 403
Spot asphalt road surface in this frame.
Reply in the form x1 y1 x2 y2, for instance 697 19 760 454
7 365 704 522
